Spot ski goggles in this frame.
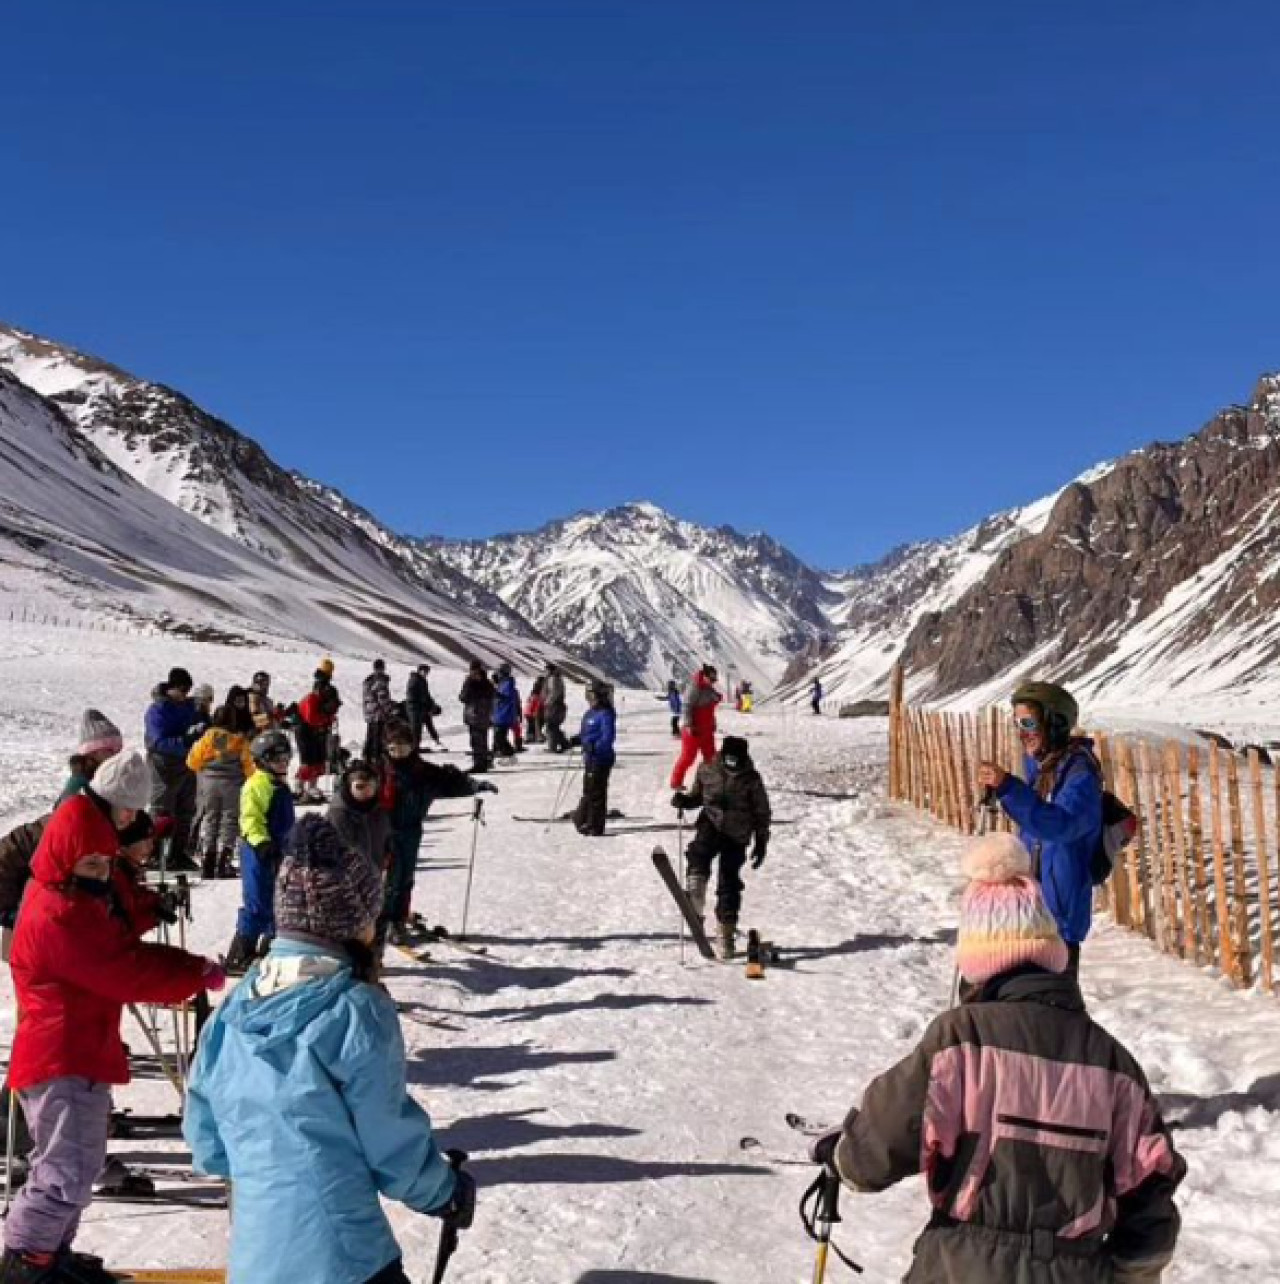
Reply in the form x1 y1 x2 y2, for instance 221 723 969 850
1014 714 1044 733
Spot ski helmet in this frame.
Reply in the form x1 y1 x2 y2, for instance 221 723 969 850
250 729 292 765
1011 681 1079 746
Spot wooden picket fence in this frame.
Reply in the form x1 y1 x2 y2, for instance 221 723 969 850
886 668 1279 994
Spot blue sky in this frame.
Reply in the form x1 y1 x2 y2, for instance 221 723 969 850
3 2 1278 566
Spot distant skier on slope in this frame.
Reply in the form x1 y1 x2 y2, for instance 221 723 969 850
491 663 520 759
361 659 395 763
405 663 442 752
810 676 823 715
542 662 569 753
295 665 341 803
569 680 617 836
807 832 1185 1284
661 679 682 738
669 663 722 789
671 734 770 958
459 660 496 773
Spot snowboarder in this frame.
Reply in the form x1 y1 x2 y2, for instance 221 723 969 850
807 832 1185 1284
405 663 442 752
976 680 1102 976
525 676 546 745
187 686 257 879
492 663 520 759
185 817 474 1284
58 709 123 803
459 660 496 774
669 663 722 790
225 730 297 974
361 659 395 763
143 666 201 871
542 662 569 753
810 676 823 715
2 756 223 1284
671 734 770 958
569 681 617 837
295 666 341 802
378 720 496 947
662 679 682 738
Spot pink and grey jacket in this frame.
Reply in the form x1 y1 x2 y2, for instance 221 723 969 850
831 968 1185 1283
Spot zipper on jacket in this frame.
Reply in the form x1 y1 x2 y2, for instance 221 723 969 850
997 1113 1108 1143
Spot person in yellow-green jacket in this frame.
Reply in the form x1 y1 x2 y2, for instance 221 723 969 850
225 730 296 974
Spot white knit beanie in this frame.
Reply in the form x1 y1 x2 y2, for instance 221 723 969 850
92 750 152 811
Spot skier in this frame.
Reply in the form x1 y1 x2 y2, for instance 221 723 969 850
525 676 546 745
327 759 390 877
58 709 123 803
459 660 496 774
807 832 1185 1283
295 666 341 803
143 667 201 871
662 679 682 738
185 814 475 1284
247 671 280 732
976 680 1102 976
492 663 520 759
669 663 722 790
671 734 770 958
569 681 617 837
2 755 223 1284
379 720 495 948
810 676 823 715
542 662 569 753
225 730 297 974
405 663 442 752
362 659 395 763
110 811 180 938
187 686 257 879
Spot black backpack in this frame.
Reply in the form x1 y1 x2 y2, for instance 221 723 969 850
1051 749 1138 886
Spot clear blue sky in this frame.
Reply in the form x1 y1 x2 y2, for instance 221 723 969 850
3 2 1278 566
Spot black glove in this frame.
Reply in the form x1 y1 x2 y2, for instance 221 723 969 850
568 734 582 749
808 1127 843 1171
671 791 694 812
252 841 279 865
750 837 768 870
184 723 206 746
156 889 181 926
432 1163 476 1229
475 781 499 795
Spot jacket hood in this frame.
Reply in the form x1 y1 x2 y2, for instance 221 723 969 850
970 965 1085 1012
31 795 119 885
223 942 356 1052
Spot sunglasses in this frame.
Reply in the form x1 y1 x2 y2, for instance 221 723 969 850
1014 715 1043 733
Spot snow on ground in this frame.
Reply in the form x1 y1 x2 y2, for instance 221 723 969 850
1 621 1278 1281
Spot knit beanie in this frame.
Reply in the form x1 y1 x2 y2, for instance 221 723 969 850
92 750 153 811
116 811 156 847
78 709 123 759
276 815 384 944
956 833 1069 984
193 683 215 704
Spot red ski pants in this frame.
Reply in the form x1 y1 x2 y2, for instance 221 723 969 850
670 727 716 789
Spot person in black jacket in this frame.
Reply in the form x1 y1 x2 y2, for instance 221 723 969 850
405 664 442 752
458 661 496 774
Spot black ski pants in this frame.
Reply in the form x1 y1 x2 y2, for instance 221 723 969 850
147 753 197 864
544 710 569 753
408 704 440 748
670 714 680 737
493 724 516 758
685 818 747 924
468 724 491 772
364 718 386 763
574 763 612 836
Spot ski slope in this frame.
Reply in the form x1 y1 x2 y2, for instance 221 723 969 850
0 622 1277 1281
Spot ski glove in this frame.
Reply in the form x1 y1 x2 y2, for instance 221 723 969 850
750 837 768 869
808 1126 844 1172
432 1163 477 1229
156 889 181 925
671 791 695 812
475 781 499 795
201 959 228 993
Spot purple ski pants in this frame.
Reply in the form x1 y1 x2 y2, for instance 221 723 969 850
5 1077 112 1254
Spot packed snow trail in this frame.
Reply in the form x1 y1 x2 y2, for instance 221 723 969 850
0 624 1278 1281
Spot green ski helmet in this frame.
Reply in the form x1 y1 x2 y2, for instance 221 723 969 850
1011 681 1079 747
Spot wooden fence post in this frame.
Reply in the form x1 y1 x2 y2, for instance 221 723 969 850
1164 743 1192 960
1248 748 1274 993
1186 747 1212 967
1225 753 1254 987
1208 745 1237 983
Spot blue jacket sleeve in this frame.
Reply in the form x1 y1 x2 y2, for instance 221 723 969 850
335 989 457 1214
183 1016 231 1179
145 703 188 757
998 767 1101 846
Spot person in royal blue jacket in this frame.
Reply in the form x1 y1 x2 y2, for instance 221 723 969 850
569 680 617 836
977 680 1102 976
144 667 201 870
663 679 682 738
491 663 520 759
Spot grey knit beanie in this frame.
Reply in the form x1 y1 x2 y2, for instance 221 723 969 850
276 815 384 943
78 709 123 759
92 750 152 811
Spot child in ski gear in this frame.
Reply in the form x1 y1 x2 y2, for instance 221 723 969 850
247 670 280 732
810 832 1185 1284
58 709 123 803
327 759 391 874
405 663 441 751
542 662 569 753
525 676 546 744
810 676 823 715
185 815 472 1284
192 683 215 728
976 681 1102 974
296 668 341 802
669 663 721 789
671 734 770 957
226 730 296 973
492 663 520 759
569 681 617 836
110 811 178 937
0 817 49 934
187 686 257 879
144 667 200 871
662 680 682 737
3 756 223 1282
361 659 395 763
379 721 494 946
459 660 496 773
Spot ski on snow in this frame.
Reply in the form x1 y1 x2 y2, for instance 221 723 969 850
650 847 716 960
512 812 653 825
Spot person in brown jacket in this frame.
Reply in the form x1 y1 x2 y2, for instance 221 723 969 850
810 833 1185 1284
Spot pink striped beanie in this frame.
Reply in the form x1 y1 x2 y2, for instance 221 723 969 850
957 833 1068 984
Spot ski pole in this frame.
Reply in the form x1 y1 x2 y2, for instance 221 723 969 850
430 1148 473 1284
3 1090 17 1215
128 1004 185 1098
459 798 485 941
800 1165 862 1280
544 747 579 832
677 806 687 966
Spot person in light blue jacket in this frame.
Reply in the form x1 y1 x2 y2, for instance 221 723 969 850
185 814 474 1284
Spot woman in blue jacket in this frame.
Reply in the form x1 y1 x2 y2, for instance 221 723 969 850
570 681 617 836
491 663 520 759
185 814 474 1284
977 681 1102 976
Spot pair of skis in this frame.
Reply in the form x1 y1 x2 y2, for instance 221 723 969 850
740 1112 833 1166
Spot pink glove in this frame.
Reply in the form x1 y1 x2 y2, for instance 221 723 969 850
201 959 228 992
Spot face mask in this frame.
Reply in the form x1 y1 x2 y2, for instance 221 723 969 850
72 875 112 898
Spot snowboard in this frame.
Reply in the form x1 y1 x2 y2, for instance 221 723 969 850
650 847 716 961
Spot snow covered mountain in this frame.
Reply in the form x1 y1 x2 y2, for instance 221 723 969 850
0 323 581 675
429 503 840 690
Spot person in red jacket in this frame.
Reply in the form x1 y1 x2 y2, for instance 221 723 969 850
669 664 722 790
2 753 224 1284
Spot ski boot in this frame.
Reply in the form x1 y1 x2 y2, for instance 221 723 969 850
0 1250 61 1284
56 1248 123 1284
718 921 738 961
216 849 238 879
96 1158 155 1198
224 933 257 976
200 850 217 880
